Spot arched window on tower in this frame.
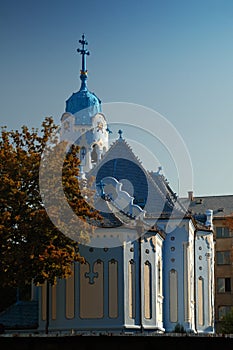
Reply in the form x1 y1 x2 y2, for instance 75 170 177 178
80 147 86 164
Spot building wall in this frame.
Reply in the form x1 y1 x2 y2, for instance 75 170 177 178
213 217 233 332
38 230 164 333
39 245 125 332
195 231 215 333
38 217 215 334
162 218 196 332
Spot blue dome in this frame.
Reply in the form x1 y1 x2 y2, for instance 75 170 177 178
65 87 102 117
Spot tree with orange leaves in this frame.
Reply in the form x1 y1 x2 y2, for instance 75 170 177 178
0 117 101 289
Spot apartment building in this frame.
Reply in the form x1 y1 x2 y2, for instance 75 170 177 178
182 193 233 331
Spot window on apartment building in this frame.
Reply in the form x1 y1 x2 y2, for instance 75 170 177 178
217 277 231 293
216 226 230 238
216 251 231 265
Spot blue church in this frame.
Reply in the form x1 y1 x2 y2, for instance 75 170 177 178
38 35 215 335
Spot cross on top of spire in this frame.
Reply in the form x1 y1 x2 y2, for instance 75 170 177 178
118 129 123 139
77 34 90 75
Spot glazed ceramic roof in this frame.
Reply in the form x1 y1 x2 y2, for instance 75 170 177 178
65 89 101 121
88 136 186 218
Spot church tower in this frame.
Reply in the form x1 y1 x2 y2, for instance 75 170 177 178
37 35 215 335
60 34 109 172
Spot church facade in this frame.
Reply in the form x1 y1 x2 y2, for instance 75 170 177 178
38 35 215 334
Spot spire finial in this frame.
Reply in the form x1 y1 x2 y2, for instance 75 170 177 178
118 129 123 139
77 34 90 90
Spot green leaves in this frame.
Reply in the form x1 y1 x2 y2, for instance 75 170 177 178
219 309 233 334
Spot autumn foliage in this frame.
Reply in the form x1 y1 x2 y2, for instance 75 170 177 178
0 117 101 287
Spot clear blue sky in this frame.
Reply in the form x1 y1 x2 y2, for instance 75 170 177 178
1 0 233 197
